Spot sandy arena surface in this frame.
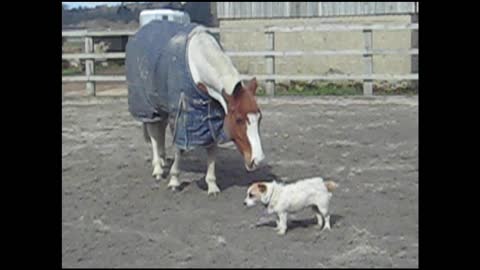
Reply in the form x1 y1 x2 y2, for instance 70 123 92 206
62 95 418 268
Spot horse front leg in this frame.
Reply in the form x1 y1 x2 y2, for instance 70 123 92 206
145 121 167 180
206 144 220 196
167 148 182 191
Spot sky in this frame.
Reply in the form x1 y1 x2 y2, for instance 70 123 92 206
62 2 123 9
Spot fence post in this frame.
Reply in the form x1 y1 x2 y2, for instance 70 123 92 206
411 13 418 91
265 31 275 96
362 29 373 96
84 36 96 96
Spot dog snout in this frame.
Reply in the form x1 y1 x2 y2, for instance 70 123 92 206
243 201 247 206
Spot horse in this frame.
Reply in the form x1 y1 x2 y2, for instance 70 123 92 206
126 20 265 196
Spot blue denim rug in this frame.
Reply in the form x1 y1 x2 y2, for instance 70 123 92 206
126 20 229 151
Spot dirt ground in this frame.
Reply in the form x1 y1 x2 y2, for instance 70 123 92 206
62 95 418 268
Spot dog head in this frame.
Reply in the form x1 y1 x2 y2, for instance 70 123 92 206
243 181 273 207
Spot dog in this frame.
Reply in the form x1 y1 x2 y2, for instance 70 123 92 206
243 177 337 235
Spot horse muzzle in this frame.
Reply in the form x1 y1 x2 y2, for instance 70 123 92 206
245 162 257 172
245 156 265 172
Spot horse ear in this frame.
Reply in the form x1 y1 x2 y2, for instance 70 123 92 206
232 81 243 97
222 89 235 111
247 77 258 95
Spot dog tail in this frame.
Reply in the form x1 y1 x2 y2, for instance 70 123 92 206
324 181 338 192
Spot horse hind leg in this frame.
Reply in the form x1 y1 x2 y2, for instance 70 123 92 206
145 121 167 180
167 147 182 191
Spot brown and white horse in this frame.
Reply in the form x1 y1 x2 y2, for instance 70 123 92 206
144 26 265 196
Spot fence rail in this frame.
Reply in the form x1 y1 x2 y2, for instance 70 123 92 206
63 49 419 60
61 23 418 36
63 74 417 82
62 23 419 96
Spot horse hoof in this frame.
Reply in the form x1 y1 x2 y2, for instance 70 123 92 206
152 167 163 180
166 183 180 192
207 191 220 197
207 184 221 197
168 186 179 192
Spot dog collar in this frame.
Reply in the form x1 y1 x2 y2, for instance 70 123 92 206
263 184 278 210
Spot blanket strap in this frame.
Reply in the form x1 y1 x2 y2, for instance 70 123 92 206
171 92 186 144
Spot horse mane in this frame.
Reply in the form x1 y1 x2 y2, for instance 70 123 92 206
189 28 241 96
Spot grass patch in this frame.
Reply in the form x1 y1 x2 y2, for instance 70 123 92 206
255 80 417 96
62 42 83 54
256 87 267 96
255 84 361 97
276 81 363 96
95 61 125 75
279 85 362 96
62 67 82 76
374 86 418 96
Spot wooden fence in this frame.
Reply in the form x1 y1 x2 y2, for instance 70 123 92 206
62 22 418 96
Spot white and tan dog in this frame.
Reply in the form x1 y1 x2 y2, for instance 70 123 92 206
244 177 337 235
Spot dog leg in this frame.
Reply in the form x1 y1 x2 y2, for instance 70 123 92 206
313 205 330 231
323 214 331 231
275 212 288 235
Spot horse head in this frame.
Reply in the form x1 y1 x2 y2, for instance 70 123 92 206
222 77 265 171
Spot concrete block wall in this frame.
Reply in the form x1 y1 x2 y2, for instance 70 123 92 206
219 15 415 87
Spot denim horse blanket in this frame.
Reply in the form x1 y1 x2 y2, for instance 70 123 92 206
126 20 229 151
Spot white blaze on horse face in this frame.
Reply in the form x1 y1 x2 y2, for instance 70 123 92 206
246 113 265 167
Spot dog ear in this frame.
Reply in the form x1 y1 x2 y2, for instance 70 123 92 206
258 183 267 193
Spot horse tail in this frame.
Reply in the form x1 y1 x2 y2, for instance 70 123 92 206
143 123 151 143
